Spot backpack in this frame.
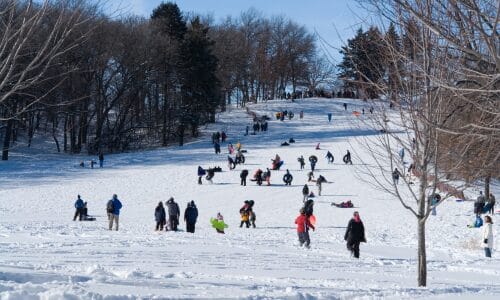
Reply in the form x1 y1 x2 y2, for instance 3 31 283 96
107 200 114 213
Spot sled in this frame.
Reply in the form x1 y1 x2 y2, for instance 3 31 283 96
210 218 228 231
309 215 316 226
352 111 361 117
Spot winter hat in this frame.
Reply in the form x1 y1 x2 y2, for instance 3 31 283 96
168 197 174 202
112 194 117 199
353 211 361 222
77 195 81 199
190 200 195 206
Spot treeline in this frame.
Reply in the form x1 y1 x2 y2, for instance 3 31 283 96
0 1 333 160
337 1 499 192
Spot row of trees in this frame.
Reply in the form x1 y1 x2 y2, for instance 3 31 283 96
340 0 498 287
0 1 334 160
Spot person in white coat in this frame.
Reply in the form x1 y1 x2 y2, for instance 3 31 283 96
482 215 494 258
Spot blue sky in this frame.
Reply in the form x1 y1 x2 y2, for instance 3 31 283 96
109 0 373 63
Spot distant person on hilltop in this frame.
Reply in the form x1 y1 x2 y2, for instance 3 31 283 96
98 151 104 168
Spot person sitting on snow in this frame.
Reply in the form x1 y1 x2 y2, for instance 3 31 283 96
467 215 483 228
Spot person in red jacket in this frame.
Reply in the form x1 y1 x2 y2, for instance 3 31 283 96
295 208 315 248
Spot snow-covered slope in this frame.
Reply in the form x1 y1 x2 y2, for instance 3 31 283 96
0 98 498 299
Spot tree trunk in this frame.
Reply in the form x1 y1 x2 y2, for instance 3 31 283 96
1 119 14 161
485 174 491 201
417 219 427 286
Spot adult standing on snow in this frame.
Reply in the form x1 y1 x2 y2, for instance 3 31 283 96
166 197 180 231
316 175 327 196
73 195 85 221
98 151 104 168
309 155 318 171
240 169 249 186
482 216 494 258
107 194 122 231
488 193 496 214
302 184 309 202
197 166 206 185
297 155 305 169
184 201 198 233
295 208 315 248
327 113 332 122
154 202 166 231
344 211 366 258
475 191 486 216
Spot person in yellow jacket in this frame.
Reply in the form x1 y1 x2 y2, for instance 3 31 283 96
236 142 242 151
240 210 250 228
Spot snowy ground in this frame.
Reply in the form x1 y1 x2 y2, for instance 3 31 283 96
0 98 498 299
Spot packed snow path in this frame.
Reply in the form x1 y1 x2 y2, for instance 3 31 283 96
0 98 498 299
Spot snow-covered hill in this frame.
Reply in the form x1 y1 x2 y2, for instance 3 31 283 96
0 98 498 299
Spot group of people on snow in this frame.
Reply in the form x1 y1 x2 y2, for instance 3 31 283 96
155 198 199 233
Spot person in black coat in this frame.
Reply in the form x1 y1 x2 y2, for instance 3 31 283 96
240 169 249 186
184 201 198 233
197 166 206 185
302 184 309 202
154 202 166 231
166 197 180 231
283 169 293 186
344 211 366 258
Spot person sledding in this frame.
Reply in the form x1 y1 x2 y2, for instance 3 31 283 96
211 212 228 234
197 166 206 185
205 168 215 184
81 202 96 221
271 154 283 170
251 169 264 186
281 141 290 146
315 143 321 150
467 215 483 228
332 200 354 208
227 156 236 170
343 150 352 164
309 155 318 171
289 138 295 143
326 151 334 163
295 208 315 248
283 169 293 186
297 155 305 170
235 151 245 165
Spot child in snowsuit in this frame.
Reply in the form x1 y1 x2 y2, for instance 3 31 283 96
295 208 315 248
240 211 250 228
206 168 215 184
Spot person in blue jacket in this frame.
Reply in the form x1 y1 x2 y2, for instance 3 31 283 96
197 166 206 185
184 201 199 233
107 194 122 231
73 195 85 221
